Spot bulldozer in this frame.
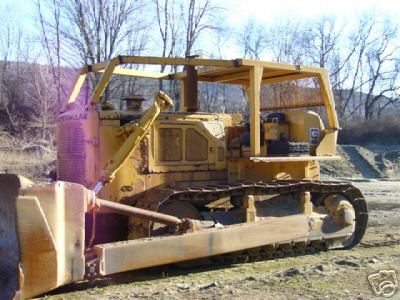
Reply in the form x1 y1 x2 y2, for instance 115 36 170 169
0 56 368 299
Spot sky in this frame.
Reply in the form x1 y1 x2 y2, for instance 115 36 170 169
218 0 400 25
2 0 399 32
0 0 399 62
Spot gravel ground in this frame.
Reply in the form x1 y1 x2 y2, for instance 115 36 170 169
35 180 400 300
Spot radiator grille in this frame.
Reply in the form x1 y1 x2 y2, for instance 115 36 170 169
57 119 86 185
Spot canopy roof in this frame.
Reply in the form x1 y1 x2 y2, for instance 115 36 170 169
81 55 326 86
66 56 338 158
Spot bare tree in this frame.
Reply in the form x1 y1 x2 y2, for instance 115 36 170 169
333 15 400 120
329 16 377 119
306 16 341 68
154 0 183 90
36 0 151 108
37 0 148 83
237 19 267 60
199 83 219 111
0 9 33 136
268 19 310 64
54 0 149 65
362 22 400 119
153 0 221 109
182 0 221 57
26 64 58 143
37 0 65 110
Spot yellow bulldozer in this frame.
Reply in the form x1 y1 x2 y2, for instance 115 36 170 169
0 56 368 299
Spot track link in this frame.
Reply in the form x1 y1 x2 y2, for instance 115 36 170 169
209 240 329 266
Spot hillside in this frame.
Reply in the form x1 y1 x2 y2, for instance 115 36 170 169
320 144 400 180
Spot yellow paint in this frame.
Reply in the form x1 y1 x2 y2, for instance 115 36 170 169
58 56 340 204
248 66 263 156
66 74 86 106
9 56 347 299
2 176 88 299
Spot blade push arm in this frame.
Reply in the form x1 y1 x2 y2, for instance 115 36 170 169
93 91 173 193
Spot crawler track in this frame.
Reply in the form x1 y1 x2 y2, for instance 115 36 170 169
125 180 368 251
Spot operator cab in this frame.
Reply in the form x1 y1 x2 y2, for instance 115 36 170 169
227 110 325 158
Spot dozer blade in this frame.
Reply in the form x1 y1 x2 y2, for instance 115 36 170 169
0 174 22 300
0 174 88 300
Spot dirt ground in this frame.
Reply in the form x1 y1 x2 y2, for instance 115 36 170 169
35 180 400 300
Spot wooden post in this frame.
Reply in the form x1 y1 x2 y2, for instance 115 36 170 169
249 66 263 157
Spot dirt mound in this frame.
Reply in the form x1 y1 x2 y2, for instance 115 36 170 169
320 144 400 180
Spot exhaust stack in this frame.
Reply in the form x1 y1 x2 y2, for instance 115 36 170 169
184 66 198 112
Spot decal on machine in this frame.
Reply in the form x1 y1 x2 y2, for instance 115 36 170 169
310 128 319 145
